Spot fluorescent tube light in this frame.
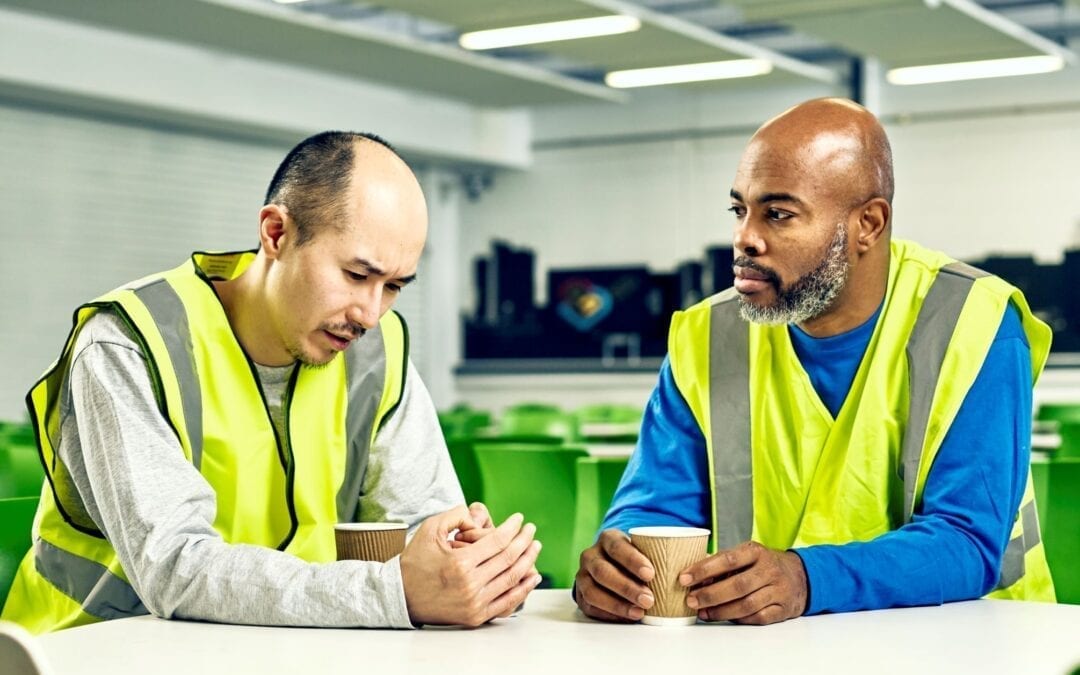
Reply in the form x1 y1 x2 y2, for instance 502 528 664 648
272 0 310 4
459 15 641 51
886 55 1064 85
605 59 773 88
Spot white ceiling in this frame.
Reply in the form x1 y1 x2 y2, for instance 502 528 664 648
3 0 1078 107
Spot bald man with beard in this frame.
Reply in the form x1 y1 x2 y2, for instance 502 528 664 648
575 98 1055 625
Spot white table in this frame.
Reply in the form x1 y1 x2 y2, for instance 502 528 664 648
36 590 1080 674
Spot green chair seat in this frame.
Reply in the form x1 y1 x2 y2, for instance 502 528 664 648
0 496 39 611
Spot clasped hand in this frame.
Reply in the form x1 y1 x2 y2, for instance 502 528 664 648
400 502 543 627
575 530 807 625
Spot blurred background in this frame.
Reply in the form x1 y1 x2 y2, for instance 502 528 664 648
1 0 1079 594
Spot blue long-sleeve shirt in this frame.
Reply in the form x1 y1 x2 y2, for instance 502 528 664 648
602 305 1031 614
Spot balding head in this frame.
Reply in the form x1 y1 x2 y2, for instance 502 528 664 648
265 131 423 247
751 98 893 208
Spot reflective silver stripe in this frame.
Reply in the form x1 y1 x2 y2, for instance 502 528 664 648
34 538 148 620
708 290 754 550
996 500 1040 590
131 280 204 470
901 262 987 521
336 325 389 522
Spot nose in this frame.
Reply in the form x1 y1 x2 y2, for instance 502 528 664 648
347 284 382 332
733 214 765 257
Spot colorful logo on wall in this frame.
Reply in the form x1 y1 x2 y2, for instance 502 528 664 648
556 279 613 332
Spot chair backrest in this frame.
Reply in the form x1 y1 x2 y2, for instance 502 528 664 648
438 406 492 440
0 620 55 675
573 404 642 443
572 456 629 567
0 496 39 611
1037 404 1080 426
0 441 44 499
1040 458 1080 604
472 444 588 588
497 405 579 444
446 439 483 504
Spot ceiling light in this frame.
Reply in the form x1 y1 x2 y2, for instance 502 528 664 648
272 0 310 4
605 59 773 88
459 15 641 51
886 55 1064 85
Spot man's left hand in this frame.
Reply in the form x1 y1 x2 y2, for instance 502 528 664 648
679 541 808 625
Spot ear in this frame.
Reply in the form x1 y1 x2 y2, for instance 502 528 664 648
854 197 890 254
258 205 289 259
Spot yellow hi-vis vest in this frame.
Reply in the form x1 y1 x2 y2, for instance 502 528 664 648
668 239 1054 602
3 251 408 633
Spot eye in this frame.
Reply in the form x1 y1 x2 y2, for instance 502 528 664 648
385 284 403 294
345 270 366 282
728 204 746 218
766 208 794 222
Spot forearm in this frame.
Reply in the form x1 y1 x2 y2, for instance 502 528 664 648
796 517 997 614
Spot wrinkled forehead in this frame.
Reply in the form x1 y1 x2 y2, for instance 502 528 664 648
734 130 865 203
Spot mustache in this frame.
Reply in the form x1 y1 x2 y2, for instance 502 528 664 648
322 322 367 340
732 257 780 285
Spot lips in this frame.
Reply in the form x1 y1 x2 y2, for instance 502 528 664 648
323 330 352 351
733 265 775 295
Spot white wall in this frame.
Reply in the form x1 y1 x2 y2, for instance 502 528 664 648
460 59 1080 312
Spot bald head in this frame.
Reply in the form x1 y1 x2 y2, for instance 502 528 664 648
265 131 423 247
750 98 893 208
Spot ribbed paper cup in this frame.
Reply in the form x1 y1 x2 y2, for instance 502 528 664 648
629 526 710 626
334 522 408 562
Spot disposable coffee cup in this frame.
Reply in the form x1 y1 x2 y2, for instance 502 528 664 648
628 526 710 626
335 522 408 562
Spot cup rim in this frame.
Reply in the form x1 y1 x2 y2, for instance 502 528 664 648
628 526 710 538
334 522 408 532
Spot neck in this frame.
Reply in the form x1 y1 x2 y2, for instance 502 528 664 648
796 244 889 338
213 260 294 367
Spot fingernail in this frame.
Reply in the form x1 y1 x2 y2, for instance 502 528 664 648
638 566 654 581
525 522 537 535
686 595 698 609
511 512 524 523
637 593 654 609
530 574 543 586
533 540 543 552
679 573 693 586
628 607 644 620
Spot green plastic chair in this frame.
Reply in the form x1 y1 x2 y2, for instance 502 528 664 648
1041 458 1080 604
571 456 629 567
446 439 483 504
0 496 39 611
494 404 579 444
438 405 492 441
473 443 587 588
1036 403 1080 426
0 444 43 500
574 404 642 443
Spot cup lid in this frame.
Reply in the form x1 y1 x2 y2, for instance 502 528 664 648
628 526 710 538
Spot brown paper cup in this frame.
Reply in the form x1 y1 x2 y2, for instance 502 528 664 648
334 522 408 562
629 526 710 626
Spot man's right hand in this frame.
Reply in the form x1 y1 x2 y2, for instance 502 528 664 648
574 529 655 622
400 506 542 627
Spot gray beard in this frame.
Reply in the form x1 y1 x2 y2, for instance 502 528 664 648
738 222 850 325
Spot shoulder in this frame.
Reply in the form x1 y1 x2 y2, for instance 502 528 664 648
72 309 144 361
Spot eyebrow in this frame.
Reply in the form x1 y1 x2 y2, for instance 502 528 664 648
350 258 418 285
729 189 805 207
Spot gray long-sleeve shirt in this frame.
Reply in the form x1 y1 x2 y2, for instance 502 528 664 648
56 310 463 628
